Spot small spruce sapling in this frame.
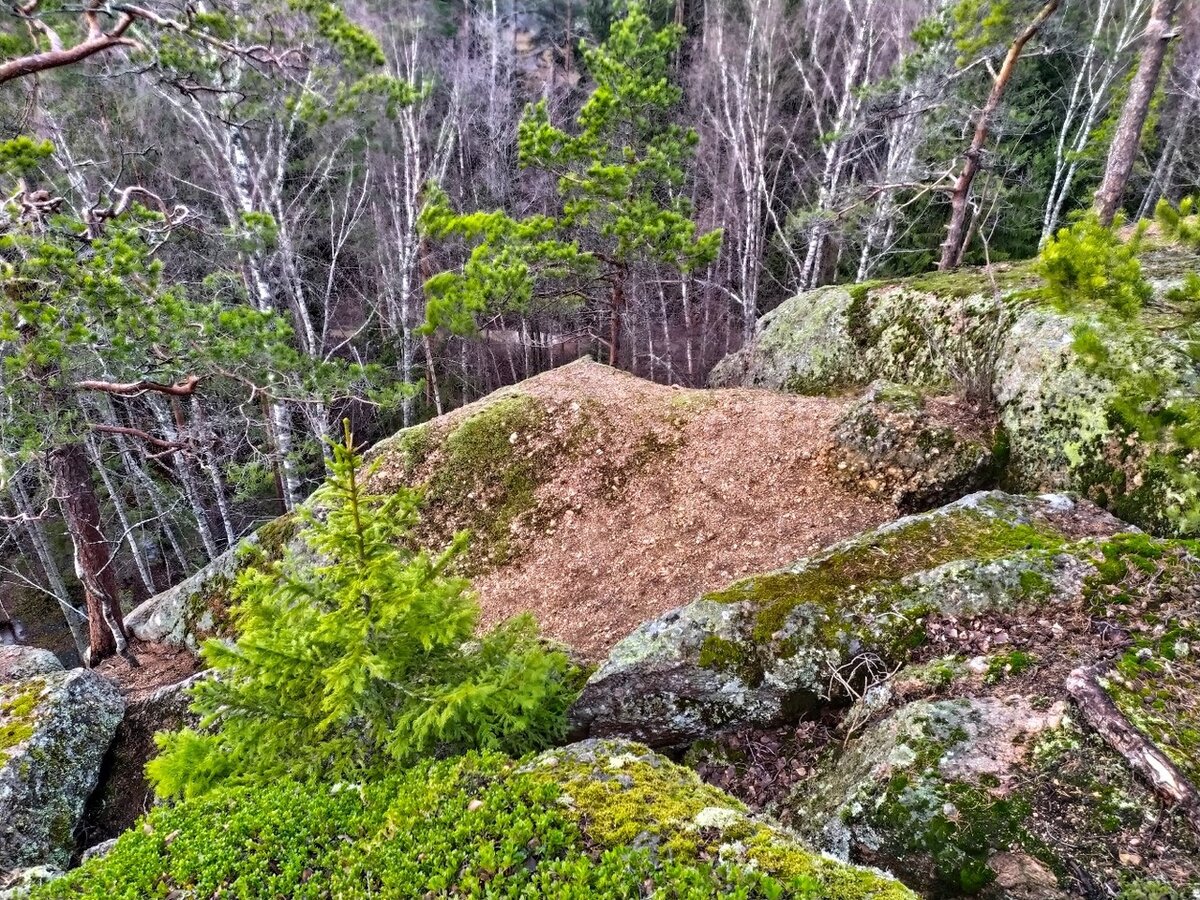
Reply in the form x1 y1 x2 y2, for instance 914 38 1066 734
149 422 576 798
1036 212 1151 319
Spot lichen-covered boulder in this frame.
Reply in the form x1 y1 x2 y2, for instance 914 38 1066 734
709 270 1025 397
786 693 1200 898
790 696 1069 896
30 739 915 900
0 865 59 900
0 648 62 685
830 382 999 512
570 492 1129 748
0 670 124 873
991 304 1198 533
711 252 1200 537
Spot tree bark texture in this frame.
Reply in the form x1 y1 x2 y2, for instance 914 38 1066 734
1094 0 1180 225
939 0 1061 269
48 442 126 664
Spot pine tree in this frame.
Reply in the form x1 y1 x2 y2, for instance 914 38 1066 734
0 134 377 663
422 1 721 367
149 423 576 798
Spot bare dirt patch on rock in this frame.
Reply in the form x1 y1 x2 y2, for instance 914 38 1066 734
370 359 899 660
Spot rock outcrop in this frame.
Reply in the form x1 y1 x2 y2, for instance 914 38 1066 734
0 647 62 685
711 252 1200 537
790 695 1074 896
829 382 999 512
129 359 921 662
570 491 1127 748
0 669 124 874
123 514 299 650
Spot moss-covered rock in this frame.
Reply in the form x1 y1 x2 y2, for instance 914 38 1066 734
1078 533 1200 787
371 393 574 567
830 381 999 512
788 693 1200 899
0 669 124 874
790 696 1068 896
30 741 914 900
712 252 1200 537
709 272 1028 395
368 378 687 571
569 491 1129 748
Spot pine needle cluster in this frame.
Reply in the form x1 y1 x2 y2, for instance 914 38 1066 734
149 423 577 798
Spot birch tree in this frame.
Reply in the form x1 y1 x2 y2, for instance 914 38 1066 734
1094 0 1181 224
1040 0 1149 241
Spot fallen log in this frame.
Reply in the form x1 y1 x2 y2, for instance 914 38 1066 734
1066 662 1200 834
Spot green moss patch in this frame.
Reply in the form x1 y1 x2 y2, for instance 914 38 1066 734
528 741 915 900
36 747 914 900
698 635 765 687
706 506 1066 643
0 677 44 752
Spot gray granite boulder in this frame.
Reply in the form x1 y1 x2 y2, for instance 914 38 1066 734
569 492 1128 748
0 648 62 685
0 669 124 873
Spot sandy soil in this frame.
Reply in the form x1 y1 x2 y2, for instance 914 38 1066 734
393 360 899 660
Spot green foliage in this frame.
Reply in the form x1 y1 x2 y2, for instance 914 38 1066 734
148 425 577 799
288 0 385 67
984 649 1035 684
227 210 279 253
420 187 593 335
1036 214 1152 319
422 1 721 337
951 0 1014 64
0 197 303 461
36 753 836 900
1155 196 1200 249
0 136 54 177
1029 215 1200 534
519 2 721 272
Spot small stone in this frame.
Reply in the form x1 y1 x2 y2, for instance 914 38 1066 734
467 799 484 812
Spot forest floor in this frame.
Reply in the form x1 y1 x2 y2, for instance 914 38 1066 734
386 360 903 660
97 639 198 700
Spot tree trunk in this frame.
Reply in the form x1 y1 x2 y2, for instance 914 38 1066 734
48 442 126 665
9 476 89 659
86 434 156 597
939 0 1060 269
608 274 626 367
1094 0 1179 225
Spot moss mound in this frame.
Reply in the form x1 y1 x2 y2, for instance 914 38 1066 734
371 392 589 568
35 743 913 900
